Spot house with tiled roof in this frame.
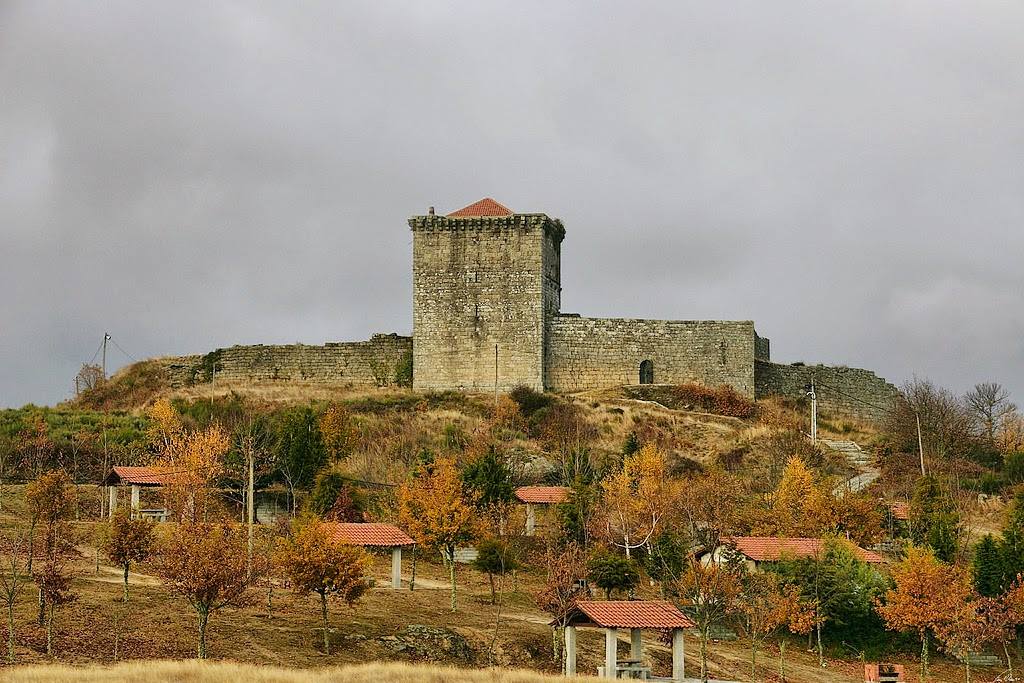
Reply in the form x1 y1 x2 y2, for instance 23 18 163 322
514 485 570 536
707 536 886 572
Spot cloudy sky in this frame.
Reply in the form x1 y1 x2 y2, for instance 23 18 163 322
2 1 1022 408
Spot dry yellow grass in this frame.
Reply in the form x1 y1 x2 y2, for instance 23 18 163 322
0 660 591 683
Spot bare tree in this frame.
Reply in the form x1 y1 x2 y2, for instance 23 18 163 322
888 378 975 461
965 382 1017 447
0 532 28 662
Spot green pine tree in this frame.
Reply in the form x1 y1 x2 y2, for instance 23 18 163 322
972 535 1004 596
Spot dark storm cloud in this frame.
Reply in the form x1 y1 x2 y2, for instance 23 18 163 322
2 1 1023 406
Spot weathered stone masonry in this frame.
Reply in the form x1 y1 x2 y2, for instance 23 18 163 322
155 334 412 389
546 316 758 395
129 197 900 422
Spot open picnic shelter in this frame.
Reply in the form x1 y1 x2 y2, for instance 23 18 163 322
102 466 175 520
324 522 416 589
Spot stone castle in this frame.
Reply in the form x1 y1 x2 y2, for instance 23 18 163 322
156 198 898 421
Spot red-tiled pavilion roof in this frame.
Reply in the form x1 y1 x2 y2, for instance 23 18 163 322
515 486 570 504
103 466 176 487
448 197 514 217
324 522 415 547
558 600 695 629
725 536 885 564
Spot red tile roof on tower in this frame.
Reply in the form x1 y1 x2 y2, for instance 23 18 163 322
448 197 514 217
556 600 695 629
515 486 570 504
103 466 177 487
324 522 416 547
724 537 885 564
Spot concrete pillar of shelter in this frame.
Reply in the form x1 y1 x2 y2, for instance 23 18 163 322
130 485 140 516
672 628 685 682
564 625 577 676
391 547 402 589
108 486 118 519
604 627 617 679
525 503 536 536
630 627 642 660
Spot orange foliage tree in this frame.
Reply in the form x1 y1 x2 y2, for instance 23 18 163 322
318 404 354 461
876 545 972 681
397 457 478 611
102 508 155 602
276 517 370 654
756 456 828 537
735 571 808 680
157 424 231 521
156 522 263 658
534 543 588 665
600 444 676 558
675 559 742 683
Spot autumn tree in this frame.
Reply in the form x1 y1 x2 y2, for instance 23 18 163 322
34 554 75 655
17 413 54 479
936 595 1018 683
156 521 263 658
102 508 155 602
318 403 354 461
600 444 675 558
156 423 231 521
0 532 28 662
678 468 746 551
146 397 183 452
756 456 827 537
397 456 478 611
535 543 588 665
25 469 76 624
276 517 370 654
675 559 742 683
877 545 972 681
734 572 805 680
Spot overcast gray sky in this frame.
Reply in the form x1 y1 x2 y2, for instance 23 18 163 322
2 1 1022 408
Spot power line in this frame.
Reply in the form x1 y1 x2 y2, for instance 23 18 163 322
108 336 138 363
812 379 895 413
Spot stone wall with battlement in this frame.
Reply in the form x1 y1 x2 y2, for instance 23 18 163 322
545 316 760 396
154 334 412 389
754 360 898 422
409 213 564 393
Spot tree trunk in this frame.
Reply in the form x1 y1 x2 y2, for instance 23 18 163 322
448 548 457 612
197 608 209 659
750 637 758 680
816 619 824 667
1003 640 1014 680
45 601 54 656
123 563 130 603
779 640 787 682
37 587 44 627
920 630 929 682
7 601 15 663
266 584 274 618
488 572 496 605
699 626 709 683
320 591 330 655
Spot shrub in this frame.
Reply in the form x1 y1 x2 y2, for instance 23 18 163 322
672 383 756 419
1006 452 1024 484
586 549 640 599
509 386 552 418
394 350 413 388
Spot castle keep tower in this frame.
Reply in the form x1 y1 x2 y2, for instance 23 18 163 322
409 198 564 392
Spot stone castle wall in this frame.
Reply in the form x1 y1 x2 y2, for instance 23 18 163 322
754 360 898 422
545 316 760 397
409 214 564 393
155 334 412 389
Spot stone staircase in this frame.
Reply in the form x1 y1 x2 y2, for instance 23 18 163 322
956 651 1002 667
820 439 880 495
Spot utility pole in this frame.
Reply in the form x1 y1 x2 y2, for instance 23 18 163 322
916 411 926 476
101 332 111 379
806 379 817 445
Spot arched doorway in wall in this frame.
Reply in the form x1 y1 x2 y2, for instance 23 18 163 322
639 360 654 385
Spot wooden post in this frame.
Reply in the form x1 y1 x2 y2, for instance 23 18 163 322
672 628 685 682
391 547 402 589
605 628 617 679
130 485 140 517
108 486 118 519
564 625 577 676
630 627 642 661
525 503 536 536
